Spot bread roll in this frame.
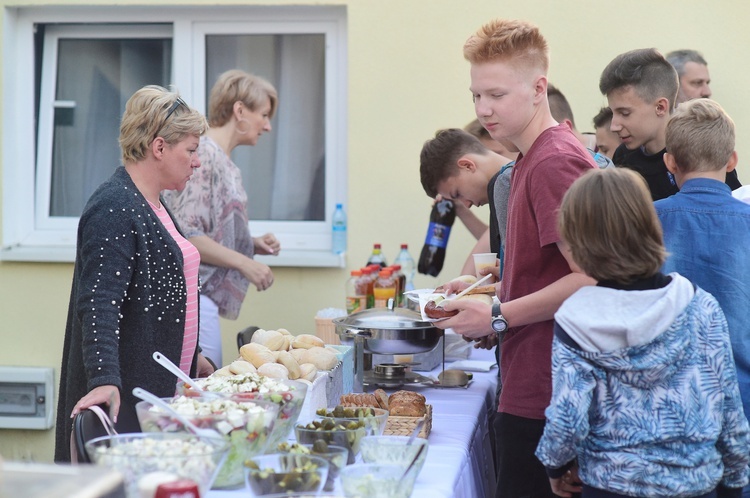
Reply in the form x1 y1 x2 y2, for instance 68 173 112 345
300 346 339 370
451 274 478 285
276 351 301 380
299 363 318 382
291 334 325 349
258 362 289 380
240 343 275 368
212 365 234 377
228 359 256 375
289 348 306 363
276 328 292 336
251 329 285 351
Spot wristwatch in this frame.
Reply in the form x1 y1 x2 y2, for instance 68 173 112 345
491 302 508 335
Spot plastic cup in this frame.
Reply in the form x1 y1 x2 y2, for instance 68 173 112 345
472 253 498 280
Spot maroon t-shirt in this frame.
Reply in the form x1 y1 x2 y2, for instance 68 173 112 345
499 124 596 419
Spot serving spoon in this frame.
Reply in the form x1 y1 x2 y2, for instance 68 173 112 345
398 443 426 489
152 351 204 393
132 387 222 440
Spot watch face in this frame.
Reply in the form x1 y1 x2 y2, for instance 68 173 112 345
492 317 508 333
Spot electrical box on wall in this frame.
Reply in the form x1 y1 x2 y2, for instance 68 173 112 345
0 366 54 430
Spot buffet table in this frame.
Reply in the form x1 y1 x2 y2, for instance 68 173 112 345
208 346 499 498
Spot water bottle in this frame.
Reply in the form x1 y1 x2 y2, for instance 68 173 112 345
331 203 347 254
393 244 416 291
418 199 456 277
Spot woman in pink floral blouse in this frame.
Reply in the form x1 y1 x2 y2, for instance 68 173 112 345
163 70 280 366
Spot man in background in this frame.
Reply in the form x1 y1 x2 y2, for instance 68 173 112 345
666 49 712 104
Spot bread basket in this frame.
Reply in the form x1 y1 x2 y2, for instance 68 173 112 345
383 404 432 439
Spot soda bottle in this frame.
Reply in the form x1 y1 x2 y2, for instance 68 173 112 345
393 243 416 291
373 269 397 308
331 203 347 254
345 269 367 314
418 199 456 277
366 243 387 267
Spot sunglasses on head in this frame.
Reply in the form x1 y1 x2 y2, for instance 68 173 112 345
154 96 188 141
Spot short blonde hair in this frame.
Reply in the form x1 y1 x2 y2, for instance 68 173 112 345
119 85 207 164
207 69 278 127
558 168 666 284
463 18 549 74
666 99 735 173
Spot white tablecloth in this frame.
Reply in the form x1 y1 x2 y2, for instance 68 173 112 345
208 347 499 498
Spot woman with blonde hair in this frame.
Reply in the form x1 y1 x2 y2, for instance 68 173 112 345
55 85 214 461
163 70 281 366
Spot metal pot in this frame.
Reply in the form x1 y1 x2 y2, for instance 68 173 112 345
333 307 443 355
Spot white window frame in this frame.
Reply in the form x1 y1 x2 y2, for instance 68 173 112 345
1 5 348 267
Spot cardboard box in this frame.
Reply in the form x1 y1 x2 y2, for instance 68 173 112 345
325 345 353 407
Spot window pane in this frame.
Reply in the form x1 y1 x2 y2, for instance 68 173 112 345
49 38 172 217
205 34 326 222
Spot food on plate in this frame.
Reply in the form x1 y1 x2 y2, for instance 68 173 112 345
423 296 458 320
424 292 493 320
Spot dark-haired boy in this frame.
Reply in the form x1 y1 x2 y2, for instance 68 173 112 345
600 48 737 200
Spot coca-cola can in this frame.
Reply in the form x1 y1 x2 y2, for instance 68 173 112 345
154 479 200 498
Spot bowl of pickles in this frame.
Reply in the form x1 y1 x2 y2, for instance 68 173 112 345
313 406 389 436
276 441 348 492
294 418 370 465
245 453 329 496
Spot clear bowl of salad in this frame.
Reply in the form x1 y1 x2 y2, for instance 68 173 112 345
136 394 278 489
178 373 308 451
340 463 412 498
86 432 229 498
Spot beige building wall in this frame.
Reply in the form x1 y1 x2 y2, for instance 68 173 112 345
1 0 748 461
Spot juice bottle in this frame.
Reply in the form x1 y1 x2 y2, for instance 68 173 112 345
361 267 376 308
373 269 397 308
389 264 405 307
345 269 367 314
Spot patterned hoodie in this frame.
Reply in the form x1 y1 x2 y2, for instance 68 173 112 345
536 274 750 497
